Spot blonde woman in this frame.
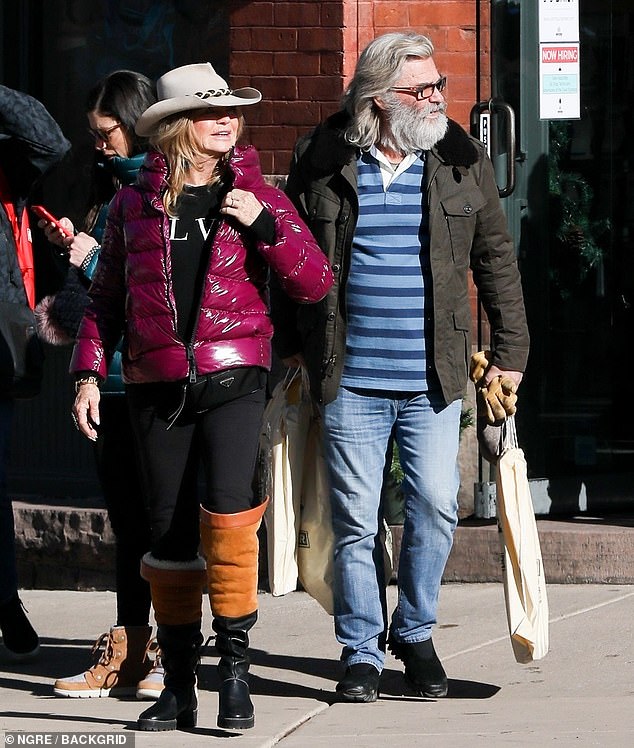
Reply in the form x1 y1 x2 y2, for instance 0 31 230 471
69 63 333 732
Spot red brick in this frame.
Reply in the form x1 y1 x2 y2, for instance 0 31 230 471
446 100 473 130
320 52 344 77
253 76 298 101
447 27 477 53
231 2 274 26
445 74 478 101
299 76 342 102
274 2 321 27
274 51 321 76
298 27 343 52
357 27 377 53
319 101 341 120
230 28 253 51
232 52 274 76
374 2 409 28
258 149 274 174
356 2 374 30
250 28 298 52
275 100 323 126
248 125 299 150
244 101 275 126
321 2 345 27
410 2 476 28
271 150 294 176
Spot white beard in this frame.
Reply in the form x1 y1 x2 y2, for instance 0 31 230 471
381 98 449 154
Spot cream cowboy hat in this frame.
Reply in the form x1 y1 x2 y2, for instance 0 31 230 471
135 62 261 136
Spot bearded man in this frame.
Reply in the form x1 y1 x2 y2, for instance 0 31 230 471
272 32 529 702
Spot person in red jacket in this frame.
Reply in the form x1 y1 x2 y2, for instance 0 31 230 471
69 62 333 733
0 84 70 662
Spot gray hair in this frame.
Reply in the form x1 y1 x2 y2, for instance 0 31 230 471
342 32 435 150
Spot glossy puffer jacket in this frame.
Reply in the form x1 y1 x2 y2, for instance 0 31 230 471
70 145 333 383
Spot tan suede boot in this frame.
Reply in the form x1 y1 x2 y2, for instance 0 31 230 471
200 499 268 619
54 625 152 698
200 500 268 730
136 638 165 700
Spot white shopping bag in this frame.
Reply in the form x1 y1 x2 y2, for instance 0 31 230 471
496 416 549 663
260 368 312 596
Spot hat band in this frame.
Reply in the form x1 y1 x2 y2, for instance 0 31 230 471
194 88 233 99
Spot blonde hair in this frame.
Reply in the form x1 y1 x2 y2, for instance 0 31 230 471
150 110 244 215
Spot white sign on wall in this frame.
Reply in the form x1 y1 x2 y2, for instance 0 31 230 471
538 0 579 44
539 43 580 119
539 1 580 120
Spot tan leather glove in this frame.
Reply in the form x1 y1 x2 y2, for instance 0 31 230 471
469 350 492 385
481 376 517 424
470 350 518 425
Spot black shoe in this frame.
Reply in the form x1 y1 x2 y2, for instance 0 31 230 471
388 636 448 698
336 663 380 703
0 593 40 662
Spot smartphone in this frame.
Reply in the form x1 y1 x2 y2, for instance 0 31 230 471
31 205 73 238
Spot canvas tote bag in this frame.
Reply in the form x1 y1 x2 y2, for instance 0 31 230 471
496 416 549 663
296 410 335 613
261 368 313 596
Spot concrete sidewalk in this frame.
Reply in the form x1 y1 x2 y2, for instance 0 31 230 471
1 584 634 746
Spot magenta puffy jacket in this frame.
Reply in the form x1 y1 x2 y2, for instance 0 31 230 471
70 145 333 383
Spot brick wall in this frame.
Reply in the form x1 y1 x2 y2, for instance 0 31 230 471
230 0 490 174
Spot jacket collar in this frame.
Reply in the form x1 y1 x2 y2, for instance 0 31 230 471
136 144 265 197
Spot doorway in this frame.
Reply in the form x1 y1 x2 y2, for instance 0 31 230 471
489 1 634 513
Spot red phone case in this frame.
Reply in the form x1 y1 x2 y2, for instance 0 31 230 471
31 205 72 238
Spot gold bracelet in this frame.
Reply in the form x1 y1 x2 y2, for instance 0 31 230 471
74 376 100 394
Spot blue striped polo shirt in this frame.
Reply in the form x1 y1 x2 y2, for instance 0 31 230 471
340 149 432 392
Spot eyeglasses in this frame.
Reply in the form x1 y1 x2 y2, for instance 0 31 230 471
87 123 123 144
389 76 447 101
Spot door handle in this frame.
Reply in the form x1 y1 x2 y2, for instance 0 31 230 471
470 99 517 197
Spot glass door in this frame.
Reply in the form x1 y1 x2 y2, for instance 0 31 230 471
489 0 634 513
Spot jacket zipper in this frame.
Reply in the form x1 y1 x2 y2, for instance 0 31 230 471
185 212 223 381
165 212 223 429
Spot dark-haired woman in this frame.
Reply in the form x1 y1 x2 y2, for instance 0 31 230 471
37 70 163 701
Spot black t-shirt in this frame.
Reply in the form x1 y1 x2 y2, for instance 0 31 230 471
171 183 277 343
171 183 220 342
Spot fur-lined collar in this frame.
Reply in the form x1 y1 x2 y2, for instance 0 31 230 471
310 110 479 171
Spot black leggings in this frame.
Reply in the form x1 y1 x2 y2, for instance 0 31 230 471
94 396 151 626
126 383 266 563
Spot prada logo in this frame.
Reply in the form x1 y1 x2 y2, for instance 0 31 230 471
217 376 235 389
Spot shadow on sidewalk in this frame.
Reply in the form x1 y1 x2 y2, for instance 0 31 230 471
2 640 501 704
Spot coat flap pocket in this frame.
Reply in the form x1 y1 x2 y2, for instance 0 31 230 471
453 307 471 331
441 191 486 218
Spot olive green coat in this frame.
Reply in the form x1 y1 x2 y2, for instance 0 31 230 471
272 111 529 406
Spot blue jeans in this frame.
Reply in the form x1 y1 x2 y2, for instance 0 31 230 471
323 387 461 672
0 399 17 604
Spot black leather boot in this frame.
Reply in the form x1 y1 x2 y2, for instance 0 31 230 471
213 612 257 730
137 622 203 731
0 593 39 662
388 633 448 698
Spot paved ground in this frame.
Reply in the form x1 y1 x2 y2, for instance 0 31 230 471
2 584 634 746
